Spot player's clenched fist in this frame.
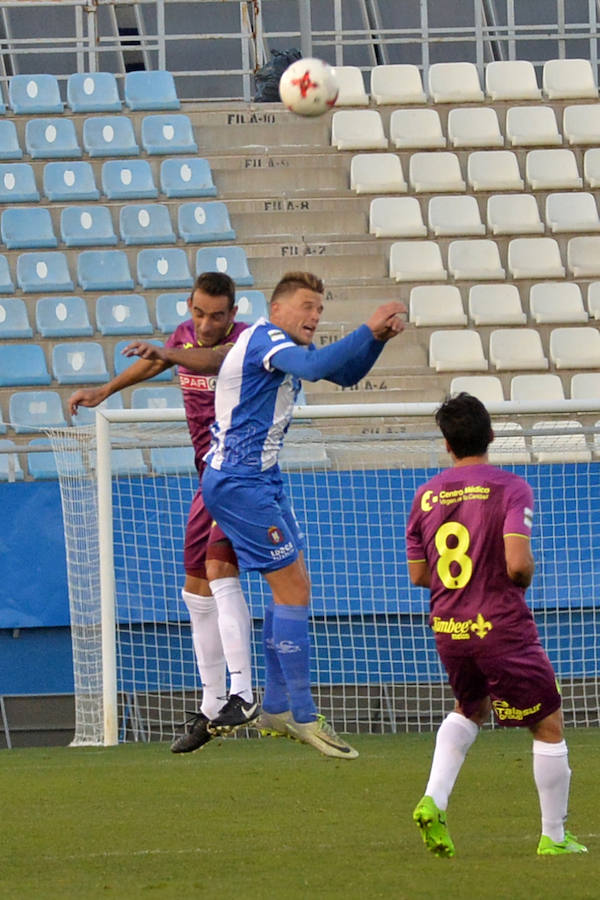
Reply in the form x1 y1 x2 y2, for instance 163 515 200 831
366 301 407 342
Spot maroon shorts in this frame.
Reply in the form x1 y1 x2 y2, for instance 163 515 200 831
438 640 561 728
183 484 237 579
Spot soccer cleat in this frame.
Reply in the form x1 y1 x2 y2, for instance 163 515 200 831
286 713 359 759
537 831 588 856
413 795 455 858
207 693 259 735
253 709 296 738
170 711 213 754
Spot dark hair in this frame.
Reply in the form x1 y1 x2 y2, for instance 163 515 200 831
435 392 493 459
270 271 324 305
193 272 236 308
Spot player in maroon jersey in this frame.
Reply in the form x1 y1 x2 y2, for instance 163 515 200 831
68 272 251 754
406 392 587 858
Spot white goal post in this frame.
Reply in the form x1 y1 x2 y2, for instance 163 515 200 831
49 400 600 746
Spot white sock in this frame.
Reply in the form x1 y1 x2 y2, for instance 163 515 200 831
425 711 479 811
209 577 253 702
181 590 226 719
533 739 570 842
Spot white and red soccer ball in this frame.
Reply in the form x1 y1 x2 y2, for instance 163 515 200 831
279 57 339 117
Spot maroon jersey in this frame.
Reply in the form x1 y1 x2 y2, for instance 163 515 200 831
166 319 247 471
406 463 539 656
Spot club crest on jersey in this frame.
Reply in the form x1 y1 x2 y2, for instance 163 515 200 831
268 329 286 342
268 526 285 544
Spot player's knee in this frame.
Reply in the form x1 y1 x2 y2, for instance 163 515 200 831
529 707 564 742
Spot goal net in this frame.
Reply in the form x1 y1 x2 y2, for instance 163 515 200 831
49 405 600 746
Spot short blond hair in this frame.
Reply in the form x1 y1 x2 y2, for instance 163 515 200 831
270 271 324 305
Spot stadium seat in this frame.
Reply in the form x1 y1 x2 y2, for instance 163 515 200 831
0 439 24 480
0 298 32 339
570 371 600 399
96 294 153 335
177 201 236 244
486 194 544 235
331 110 387 150
526 149 582 190
25 118 81 159
83 116 139 157
562 104 600 145
194 246 254 286
468 284 526 326
70 392 123 426
389 108 446 149
488 422 531 464
567 236 600 277
485 60 541 100
36 296 93 338
77 250 134 292
17 252 73 293
549 326 600 368
60 205 118 247
119 204 176 246
124 70 180 110
0 343 50 385
67 72 122 113
488 328 548 370
235 290 268 324
137 248 193 289
113 339 172 381
330 66 369 105
141 114 197 154
52 341 109 384
428 330 487 371
43 161 100 202
446 107 503 148
1 207 57 249
370 64 426 104
408 152 466 192
529 282 587 324
507 238 565 279
583 148 600 188
350 153 407 194
543 58 597 99
428 195 485 236
101 160 158 200
0 121 23 160
505 106 562 146
409 285 466 327
587 282 600 319
9 74 63 114
160 157 217 198
531 420 591 463
150 446 196 475
427 62 484 102
467 150 524 191
0 163 40 203
103 449 148 476
155 292 190 333
449 375 505 404
389 241 447 282
27 437 86 480
9 390 66 433
447 239 505 280
510 373 565 403
0 256 14 294
131 386 183 409
545 192 600 233
369 197 426 237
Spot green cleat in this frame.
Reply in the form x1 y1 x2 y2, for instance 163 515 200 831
253 709 296 739
537 831 588 856
412 795 455 858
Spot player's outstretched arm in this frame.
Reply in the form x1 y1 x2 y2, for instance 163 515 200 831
68 355 168 417
122 341 229 373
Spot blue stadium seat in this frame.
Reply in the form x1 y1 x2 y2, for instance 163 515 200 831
235 290 268 324
9 74 63 114
195 246 254 286
0 257 14 294
0 344 50 386
131 386 183 408
67 72 122 113
124 70 180 110
114 339 172 381
141 114 197 155
17 252 73 293
9 390 67 433
83 116 139 157
107 448 148 476
137 248 193 289
70 392 123 426
96 293 153 335
150 446 195 475
119 204 176 245
0 163 40 203
0 89 5 114
1 207 57 249
43 161 100 202
0 404 6 434
25 118 82 159
0 439 24 481
160 157 217 198
101 160 158 200
52 341 109 384
36 296 93 338
77 250 134 291
0 298 33 339
60 206 117 247
177 201 236 243
28 437 86 480
0 121 23 160
155 292 190 333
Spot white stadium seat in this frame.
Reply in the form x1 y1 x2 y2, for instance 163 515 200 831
429 329 487 372
446 107 503 148
350 153 407 194
409 285 466 326
505 106 562 146
447 239 505 280
428 195 485 236
543 58 598 100
450 375 505 404
587 282 600 320
331 66 369 106
468 284 526 326
389 108 446 149
529 282 588 324
389 240 447 282
427 62 484 103
485 60 541 100
487 194 544 235
488 422 531 465
369 197 425 237
532 420 591 463
488 328 548 370
571 372 600 399
549 326 600 368
563 104 600 145
331 110 387 150
567 236 600 277
467 150 524 191
510 373 565 403
526 149 582 190
508 238 565 279
370 64 426 105
409 152 466 192
583 148 600 188
545 192 600 233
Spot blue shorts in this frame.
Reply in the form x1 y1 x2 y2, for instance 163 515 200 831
201 465 304 573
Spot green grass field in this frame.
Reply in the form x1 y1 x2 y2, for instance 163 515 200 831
1 728 596 899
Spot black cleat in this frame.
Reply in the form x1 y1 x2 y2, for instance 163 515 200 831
207 694 259 735
170 711 213 754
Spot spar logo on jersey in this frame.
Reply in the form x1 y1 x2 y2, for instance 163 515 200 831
268 526 285 544
179 373 217 391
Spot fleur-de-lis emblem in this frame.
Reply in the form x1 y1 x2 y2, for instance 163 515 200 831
470 613 492 639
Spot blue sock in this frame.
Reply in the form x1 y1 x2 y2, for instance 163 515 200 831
261 603 289 714
272 604 317 724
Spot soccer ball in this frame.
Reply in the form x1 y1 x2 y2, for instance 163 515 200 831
279 58 339 117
